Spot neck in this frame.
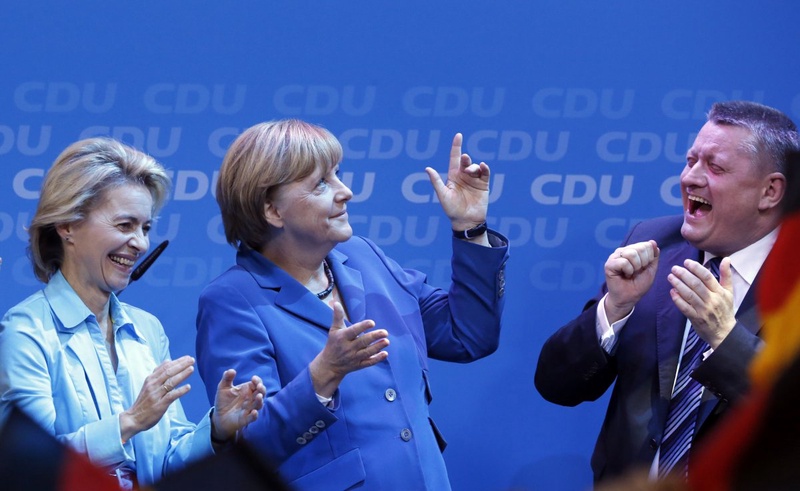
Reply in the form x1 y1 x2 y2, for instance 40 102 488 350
260 242 328 278
258 244 333 296
59 266 112 321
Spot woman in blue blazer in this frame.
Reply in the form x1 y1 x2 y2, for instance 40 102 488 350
196 119 509 490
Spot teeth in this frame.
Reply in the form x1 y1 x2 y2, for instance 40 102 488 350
688 195 711 206
110 255 135 267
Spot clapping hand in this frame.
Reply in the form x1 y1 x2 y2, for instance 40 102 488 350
309 302 390 398
119 355 196 442
211 369 266 443
668 257 735 349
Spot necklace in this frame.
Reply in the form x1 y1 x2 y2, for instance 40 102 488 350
315 260 335 299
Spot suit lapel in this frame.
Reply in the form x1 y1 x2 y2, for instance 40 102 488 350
276 284 336 330
732 272 761 336
697 269 763 422
329 249 366 323
238 248 363 331
656 241 700 401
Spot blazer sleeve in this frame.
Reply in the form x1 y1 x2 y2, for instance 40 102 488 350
534 219 655 406
356 231 509 362
195 279 337 464
693 321 762 403
534 295 618 406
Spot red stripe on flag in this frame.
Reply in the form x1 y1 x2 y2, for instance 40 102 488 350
58 449 118 491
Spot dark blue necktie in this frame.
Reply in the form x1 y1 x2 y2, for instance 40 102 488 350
658 256 722 479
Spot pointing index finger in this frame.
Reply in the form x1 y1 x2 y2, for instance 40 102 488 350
449 133 463 172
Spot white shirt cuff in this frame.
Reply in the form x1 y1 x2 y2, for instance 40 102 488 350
596 293 634 353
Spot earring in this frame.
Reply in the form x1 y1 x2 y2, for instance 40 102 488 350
64 236 72 243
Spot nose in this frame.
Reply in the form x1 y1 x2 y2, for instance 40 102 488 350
128 227 150 253
680 161 706 187
334 177 353 202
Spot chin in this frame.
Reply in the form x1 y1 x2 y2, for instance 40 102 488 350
682 232 721 254
680 223 704 246
109 277 132 293
336 225 353 241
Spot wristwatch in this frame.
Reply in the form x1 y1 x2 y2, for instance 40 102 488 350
453 221 487 240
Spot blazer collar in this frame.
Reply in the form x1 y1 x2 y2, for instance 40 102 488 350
328 249 367 323
236 247 367 329
656 240 701 401
731 273 761 336
696 269 763 426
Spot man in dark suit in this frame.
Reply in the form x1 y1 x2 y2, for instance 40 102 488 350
534 100 800 484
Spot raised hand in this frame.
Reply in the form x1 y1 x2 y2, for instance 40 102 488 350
604 240 660 323
668 257 735 349
425 133 490 231
211 369 266 442
119 355 195 442
309 302 390 398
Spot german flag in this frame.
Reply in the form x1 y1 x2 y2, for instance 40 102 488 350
689 151 800 491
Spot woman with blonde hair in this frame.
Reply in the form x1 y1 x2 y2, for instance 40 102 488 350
0 137 266 489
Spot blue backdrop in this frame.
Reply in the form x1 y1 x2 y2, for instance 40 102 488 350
2 2 799 490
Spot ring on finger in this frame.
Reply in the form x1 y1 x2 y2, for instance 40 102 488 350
162 383 174 393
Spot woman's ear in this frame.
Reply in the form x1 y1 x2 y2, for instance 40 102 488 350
263 201 284 229
56 223 73 243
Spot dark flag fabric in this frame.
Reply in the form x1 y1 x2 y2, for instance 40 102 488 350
0 404 291 491
0 405 118 491
151 440 291 491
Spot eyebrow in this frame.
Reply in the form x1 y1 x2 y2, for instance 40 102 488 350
114 214 152 224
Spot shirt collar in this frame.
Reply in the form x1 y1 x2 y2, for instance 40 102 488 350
109 293 146 342
703 227 779 286
45 270 94 331
44 270 146 342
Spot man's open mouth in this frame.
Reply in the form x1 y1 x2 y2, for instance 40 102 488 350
687 195 712 215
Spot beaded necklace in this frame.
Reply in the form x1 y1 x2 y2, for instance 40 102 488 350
315 260 335 299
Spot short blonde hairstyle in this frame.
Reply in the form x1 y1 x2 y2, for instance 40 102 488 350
216 119 343 250
28 138 171 283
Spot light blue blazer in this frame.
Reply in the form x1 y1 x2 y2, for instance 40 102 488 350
0 271 214 487
196 233 508 490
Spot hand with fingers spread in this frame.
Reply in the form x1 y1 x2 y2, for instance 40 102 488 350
668 257 736 349
309 302 390 399
211 369 266 444
425 133 490 241
119 355 196 443
603 240 660 324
